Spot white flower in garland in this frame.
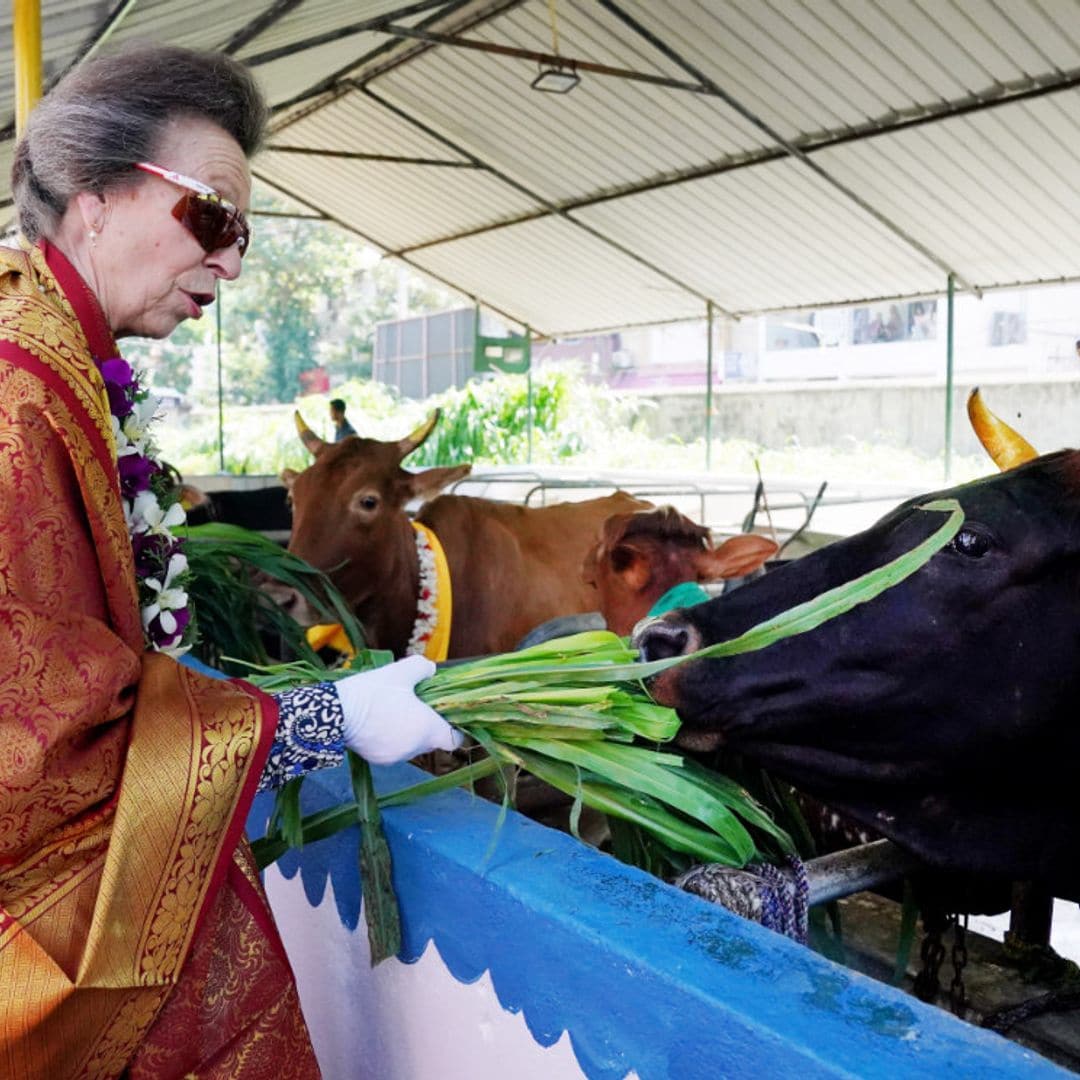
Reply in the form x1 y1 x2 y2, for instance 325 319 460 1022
99 356 194 656
130 489 186 536
141 552 190 640
406 527 439 656
119 395 160 456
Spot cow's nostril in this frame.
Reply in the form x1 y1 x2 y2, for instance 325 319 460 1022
633 620 691 662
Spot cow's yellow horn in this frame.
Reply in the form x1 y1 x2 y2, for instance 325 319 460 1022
398 409 441 457
966 388 1038 472
294 410 327 456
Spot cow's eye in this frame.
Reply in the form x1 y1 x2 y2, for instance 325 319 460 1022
951 526 992 558
350 492 380 515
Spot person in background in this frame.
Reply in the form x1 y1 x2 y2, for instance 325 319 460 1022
0 43 458 1079
330 396 357 440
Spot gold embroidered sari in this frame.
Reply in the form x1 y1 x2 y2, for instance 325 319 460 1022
0 242 319 1078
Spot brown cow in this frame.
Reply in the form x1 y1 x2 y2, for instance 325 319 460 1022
581 506 779 636
282 411 649 658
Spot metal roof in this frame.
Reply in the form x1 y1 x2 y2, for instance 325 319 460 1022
5 0 1080 335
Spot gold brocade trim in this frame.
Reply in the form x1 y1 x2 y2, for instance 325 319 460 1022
59 658 261 990
0 362 140 641
0 826 108 929
135 676 260 986
79 987 172 1080
0 243 280 1078
0 247 115 453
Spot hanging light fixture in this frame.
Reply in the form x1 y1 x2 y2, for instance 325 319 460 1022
531 59 579 94
531 0 580 93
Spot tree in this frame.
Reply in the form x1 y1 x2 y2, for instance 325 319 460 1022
126 190 461 406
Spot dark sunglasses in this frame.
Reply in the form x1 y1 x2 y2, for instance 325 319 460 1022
134 162 251 258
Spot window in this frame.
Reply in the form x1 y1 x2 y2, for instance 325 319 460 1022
990 311 1026 346
852 301 937 344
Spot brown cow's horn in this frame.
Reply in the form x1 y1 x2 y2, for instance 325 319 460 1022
294 410 328 456
966 388 1038 471
398 409 441 458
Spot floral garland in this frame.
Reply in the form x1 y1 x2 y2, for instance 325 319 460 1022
405 526 438 656
100 357 194 655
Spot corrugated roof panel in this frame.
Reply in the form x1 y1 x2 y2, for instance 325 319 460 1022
407 215 705 332
254 148 539 249
574 159 944 316
815 92 1080 288
251 175 327 218
0 1 107 123
620 0 1080 138
236 0 434 109
104 0 265 56
237 0 405 52
3 0 1080 328
268 88 466 160
372 3 772 204
249 39 384 108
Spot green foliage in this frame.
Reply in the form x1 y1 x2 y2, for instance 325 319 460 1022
155 367 649 477
249 630 793 875
179 521 367 675
124 189 459 409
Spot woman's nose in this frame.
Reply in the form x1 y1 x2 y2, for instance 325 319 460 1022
207 242 243 281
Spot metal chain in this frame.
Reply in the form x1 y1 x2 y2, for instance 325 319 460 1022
949 914 969 1017
913 910 950 1003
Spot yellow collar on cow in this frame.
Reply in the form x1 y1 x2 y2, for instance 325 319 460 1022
407 520 452 662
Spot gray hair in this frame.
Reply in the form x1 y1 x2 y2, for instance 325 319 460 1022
12 42 268 241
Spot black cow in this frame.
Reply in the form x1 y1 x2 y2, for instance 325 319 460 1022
182 484 292 535
634 451 1080 901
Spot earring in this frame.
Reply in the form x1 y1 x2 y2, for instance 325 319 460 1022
88 229 98 247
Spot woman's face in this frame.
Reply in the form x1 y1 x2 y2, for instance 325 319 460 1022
91 116 252 339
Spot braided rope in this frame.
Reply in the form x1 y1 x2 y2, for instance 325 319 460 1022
675 854 810 944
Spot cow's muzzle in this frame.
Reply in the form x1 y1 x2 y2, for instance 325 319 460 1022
631 614 701 662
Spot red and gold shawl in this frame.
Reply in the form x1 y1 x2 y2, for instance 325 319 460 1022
0 242 319 1078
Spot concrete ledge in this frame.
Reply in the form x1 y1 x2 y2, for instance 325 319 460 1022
247 763 1070 1079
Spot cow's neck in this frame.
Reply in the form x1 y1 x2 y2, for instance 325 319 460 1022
404 521 452 660
355 516 422 658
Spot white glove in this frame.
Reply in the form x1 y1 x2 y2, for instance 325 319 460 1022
336 655 463 765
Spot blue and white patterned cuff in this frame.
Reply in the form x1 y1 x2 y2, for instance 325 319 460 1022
257 681 346 793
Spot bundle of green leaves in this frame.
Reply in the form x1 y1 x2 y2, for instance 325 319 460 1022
247 496 964 962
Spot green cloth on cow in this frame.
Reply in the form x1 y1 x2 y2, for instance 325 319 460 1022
647 581 711 617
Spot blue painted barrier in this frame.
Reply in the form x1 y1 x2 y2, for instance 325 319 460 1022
248 761 1070 1079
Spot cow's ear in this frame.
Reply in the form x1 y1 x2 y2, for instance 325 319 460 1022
611 544 653 593
408 463 472 502
280 468 299 490
695 533 778 581
179 484 208 511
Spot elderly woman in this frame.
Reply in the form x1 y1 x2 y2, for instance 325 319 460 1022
0 44 458 1078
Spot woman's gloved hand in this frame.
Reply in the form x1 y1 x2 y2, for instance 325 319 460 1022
336 655 463 765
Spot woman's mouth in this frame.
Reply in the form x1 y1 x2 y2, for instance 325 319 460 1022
183 291 215 318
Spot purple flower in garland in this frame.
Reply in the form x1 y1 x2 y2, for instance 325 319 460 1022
100 353 195 656
118 452 159 499
145 606 191 651
131 530 181 574
100 357 136 419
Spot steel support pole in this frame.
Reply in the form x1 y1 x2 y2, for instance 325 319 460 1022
944 274 955 480
705 301 714 470
13 0 43 137
217 286 225 472
526 325 533 465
